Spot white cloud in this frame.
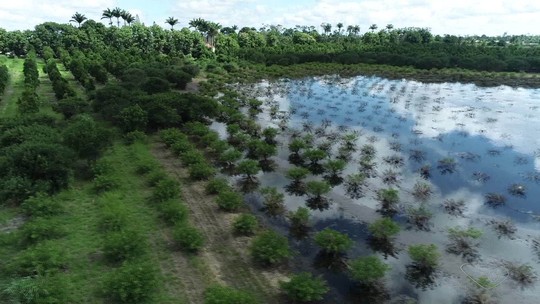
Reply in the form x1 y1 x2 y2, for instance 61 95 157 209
0 0 539 35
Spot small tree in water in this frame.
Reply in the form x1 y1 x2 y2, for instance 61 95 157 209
285 166 310 196
305 180 332 211
405 244 440 290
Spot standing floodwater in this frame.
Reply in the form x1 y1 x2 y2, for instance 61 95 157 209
231 75 540 304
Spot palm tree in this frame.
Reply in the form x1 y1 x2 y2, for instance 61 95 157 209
101 8 113 26
207 22 221 48
70 12 87 28
120 9 130 26
124 13 135 25
352 25 361 36
386 24 394 31
111 7 122 27
165 17 179 30
336 22 344 35
321 23 332 35
369 24 378 32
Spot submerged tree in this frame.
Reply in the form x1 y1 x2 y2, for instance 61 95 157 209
288 207 310 238
503 261 537 289
285 166 310 196
344 173 367 199
376 188 400 217
280 272 329 303
288 138 307 166
348 256 390 303
236 159 260 192
323 159 346 186
305 180 332 211
303 148 328 175
405 244 440 290
368 218 400 258
405 204 433 231
446 227 483 262
260 187 285 217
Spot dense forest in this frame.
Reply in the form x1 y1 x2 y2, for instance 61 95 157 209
1 7 539 304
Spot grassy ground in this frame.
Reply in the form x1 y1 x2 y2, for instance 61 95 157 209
0 57 24 116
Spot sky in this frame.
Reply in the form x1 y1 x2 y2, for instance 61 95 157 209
0 0 539 36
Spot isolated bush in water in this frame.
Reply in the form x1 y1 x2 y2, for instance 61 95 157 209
250 230 291 265
350 256 390 284
280 272 329 302
314 228 353 255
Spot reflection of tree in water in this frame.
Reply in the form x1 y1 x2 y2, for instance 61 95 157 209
405 264 438 290
237 177 259 193
367 236 400 259
313 251 349 272
347 282 390 304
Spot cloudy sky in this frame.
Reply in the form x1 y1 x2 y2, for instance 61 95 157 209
0 0 539 36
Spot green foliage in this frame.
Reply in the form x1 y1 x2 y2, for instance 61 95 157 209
288 207 310 228
260 187 285 216
124 131 148 145
204 285 257 304
165 69 193 89
377 188 399 205
250 230 291 265
350 256 390 283
53 97 89 119
408 244 440 268
8 240 66 276
103 228 147 263
237 159 261 178
158 199 189 225
118 104 148 132
286 167 310 181
448 226 483 239
216 190 243 211
280 272 329 302
172 224 205 253
103 259 158 303
99 201 130 232
305 180 331 197
19 217 66 245
17 87 40 114
180 149 206 166
368 218 401 240
63 115 112 161
233 214 258 235
20 193 63 217
188 161 216 180
151 177 180 203
4 275 68 304
314 228 353 253
205 177 231 195
93 174 120 193
0 64 9 93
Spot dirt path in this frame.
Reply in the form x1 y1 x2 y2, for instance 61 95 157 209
1 58 23 116
150 141 285 303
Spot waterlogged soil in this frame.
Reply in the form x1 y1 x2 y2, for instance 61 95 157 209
226 75 540 304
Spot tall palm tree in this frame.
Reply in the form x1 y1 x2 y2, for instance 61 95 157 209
336 22 344 35
165 17 179 30
101 8 113 26
386 24 394 31
124 13 135 25
352 25 361 36
70 12 87 28
207 22 221 48
111 7 122 27
120 9 133 26
369 24 378 32
346 25 353 36
320 23 332 35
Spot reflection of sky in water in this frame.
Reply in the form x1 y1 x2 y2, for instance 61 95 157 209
240 76 540 304
280 76 540 223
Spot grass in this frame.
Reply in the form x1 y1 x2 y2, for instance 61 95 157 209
0 57 24 116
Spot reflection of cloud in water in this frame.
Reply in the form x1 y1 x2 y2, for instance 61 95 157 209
235 77 540 304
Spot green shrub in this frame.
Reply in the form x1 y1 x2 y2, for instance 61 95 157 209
124 131 148 145
8 240 65 276
204 285 257 304
21 193 63 217
103 259 158 303
135 158 159 175
92 158 115 176
188 162 216 180
159 200 189 225
216 190 243 211
180 150 205 166
171 140 195 156
19 218 66 245
99 202 130 232
151 178 180 203
250 230 291 265
159 128 187 147
4 275 69 304
233 214 258 236
93 174 119 193
172 224 205 253
314 228 353 254
103 229 147 263
205 177 231 195
280 272 329 302
147 170 168 186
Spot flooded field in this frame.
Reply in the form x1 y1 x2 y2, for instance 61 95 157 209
223 75 540 303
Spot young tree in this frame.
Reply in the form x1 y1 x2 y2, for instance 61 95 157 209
303 148 328 175
368 218 400 258
305 180 332 210
323 159 346 186
314 228 353 255
376 188 400 217
344 173 366 199
446 227 483 262
260 187 285 217
285 166 310 196
280 272 329 302
350 256 390 284
288 207 310 238
250 230 291 265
